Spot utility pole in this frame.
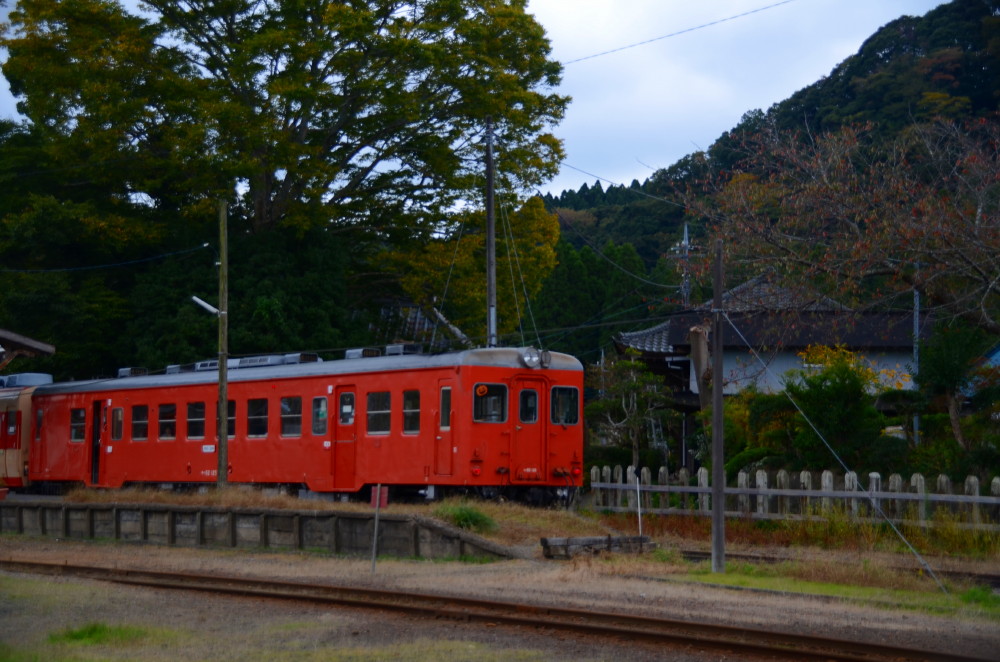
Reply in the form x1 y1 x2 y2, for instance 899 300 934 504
711 239 726 573
913 264 920 445
484 118 497 348
217 199 229 486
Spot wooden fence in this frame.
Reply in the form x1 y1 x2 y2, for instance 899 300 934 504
590 466 1000 530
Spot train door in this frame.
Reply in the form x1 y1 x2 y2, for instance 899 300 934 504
90 400 104 485
434 380 454 476
511 378 545 481
333 386 356 488
0 408 15 483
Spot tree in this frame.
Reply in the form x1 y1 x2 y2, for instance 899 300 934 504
693 118 1000 335
916 322 996 451
2 0 568 234
783 355 890 473
585 349 673 470
382 196 559 345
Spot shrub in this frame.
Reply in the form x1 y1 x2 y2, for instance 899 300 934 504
433 503 498 534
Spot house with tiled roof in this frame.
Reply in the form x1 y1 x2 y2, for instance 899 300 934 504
614 272 925 411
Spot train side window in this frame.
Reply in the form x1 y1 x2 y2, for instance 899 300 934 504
247 398 268 437
403 390 420 434
281 396 302 437
187 402 206 439
132 405 148 440
35 409 43 441
366 391 390 435
473 383 507 423
312 397 328 435
70 408 86 442
158 404 177 440
111 408 124 441
519 389 538 424
339 393 355 425
5 411 15 436
550 386 580 425
439 388 451 430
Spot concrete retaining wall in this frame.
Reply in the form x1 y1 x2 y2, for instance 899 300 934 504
0 500 518 561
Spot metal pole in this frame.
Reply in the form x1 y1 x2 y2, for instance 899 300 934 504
711 239 725 573
484 118 497 348
217 199 229 486
371 484 382 575
913 264 920 445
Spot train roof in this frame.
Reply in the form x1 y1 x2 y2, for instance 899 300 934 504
33 347 583 396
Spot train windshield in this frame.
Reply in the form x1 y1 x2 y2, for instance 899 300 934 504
550 387 579 425
473 383 507 423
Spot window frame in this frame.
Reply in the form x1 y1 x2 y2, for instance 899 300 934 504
366 391 391 435
158 403 177 440
131 405 149 441
550 386 580 425
247 398 269 438
69 408 86 442
312 397 328 435
280 396 303 437
473 383 508 423
111 407 124 441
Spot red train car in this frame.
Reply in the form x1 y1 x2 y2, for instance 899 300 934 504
0 373 53 488
8 346 583 502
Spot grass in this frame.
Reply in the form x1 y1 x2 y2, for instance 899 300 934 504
48 623 149 646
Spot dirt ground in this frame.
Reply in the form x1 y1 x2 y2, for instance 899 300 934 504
1 536 997 661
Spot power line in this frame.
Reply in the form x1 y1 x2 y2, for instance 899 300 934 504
0 243 211 274
563 0 799 65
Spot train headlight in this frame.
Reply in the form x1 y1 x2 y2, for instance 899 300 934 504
520 347 551 369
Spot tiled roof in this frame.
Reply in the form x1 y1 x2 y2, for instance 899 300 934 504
616 274 919 355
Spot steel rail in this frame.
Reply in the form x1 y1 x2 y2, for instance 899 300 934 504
0 559 988 662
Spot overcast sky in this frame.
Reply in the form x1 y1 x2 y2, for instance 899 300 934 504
1 0 948 196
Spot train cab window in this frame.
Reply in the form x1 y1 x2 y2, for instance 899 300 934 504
550 387 580 425
366 391 390 435
339 393 355 425
132 405 149 440
312 397 328 435
403 390 420 434
35 409 43 441
111 408 124 441
5 411 15 436
519 389 538 424
187 402 206 439
158 404 177 440
439 388 452 430
473 384 507 423
280 397 302 437
70 408 86 442
247 398 268 437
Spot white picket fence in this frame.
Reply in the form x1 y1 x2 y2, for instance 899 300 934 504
590 466 1000 530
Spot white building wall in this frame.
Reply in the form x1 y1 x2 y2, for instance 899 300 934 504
690 350 916 395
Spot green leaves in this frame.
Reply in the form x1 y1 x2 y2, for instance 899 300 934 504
2 0 568 232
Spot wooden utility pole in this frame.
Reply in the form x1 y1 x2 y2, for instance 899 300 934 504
217 199 229 486
711 239 726 573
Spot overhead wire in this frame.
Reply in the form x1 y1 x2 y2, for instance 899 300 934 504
562 0 799 65
0 243 211 273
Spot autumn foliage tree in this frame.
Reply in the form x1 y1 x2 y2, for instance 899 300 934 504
383 196 559 345
693 118 1000 335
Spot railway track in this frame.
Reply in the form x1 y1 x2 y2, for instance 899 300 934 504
1 558 989 662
